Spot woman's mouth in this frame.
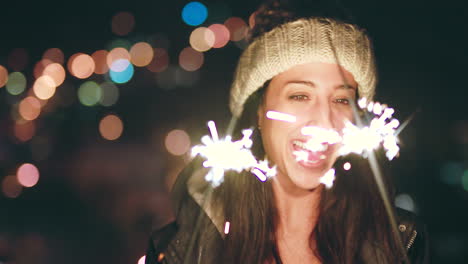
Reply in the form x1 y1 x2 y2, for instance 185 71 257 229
292 140 329 167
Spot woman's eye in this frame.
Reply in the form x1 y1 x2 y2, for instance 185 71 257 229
289 94 309 101
335 98 350 105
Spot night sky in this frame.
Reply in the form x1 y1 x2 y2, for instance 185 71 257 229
1 0 467 263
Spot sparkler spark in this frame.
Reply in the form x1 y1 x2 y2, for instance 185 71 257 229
319 168 335 189
191 121 276 186
266 110 297 123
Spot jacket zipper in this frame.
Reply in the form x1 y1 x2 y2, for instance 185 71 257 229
406 230 418 250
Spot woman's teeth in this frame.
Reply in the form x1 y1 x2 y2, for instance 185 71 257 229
293 140 329 152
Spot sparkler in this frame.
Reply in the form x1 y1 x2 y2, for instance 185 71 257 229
191 120 276 186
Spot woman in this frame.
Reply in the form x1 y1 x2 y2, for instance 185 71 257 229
146 1 429 263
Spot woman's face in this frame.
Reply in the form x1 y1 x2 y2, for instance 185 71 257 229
258 62 358 192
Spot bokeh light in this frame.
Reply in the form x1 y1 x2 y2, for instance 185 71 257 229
2 175 22 198
190 27 215 52
107 47 131 72
440 161 463 185
137 255 146 264
462 170 468 191
248 11 257 29
19 96 41 121
208 24 230 48
17 163 40 188
14 121 36 142
107 38 132 50
42 63 65 86
7 48 29 71
395 193 415 212
78 81 102 106
130 42 154 67
182 2 208 26
68 53 95 79
6 72 27 95
91 50 110 74
111 11 135 36
99 82 119 106
146 48 169 73
179 47 204 72
33 59 53 79
109 63 134 84
224 17 248 41
42 48 65 65
165 129 191 156
0 65 8 88
33 75 56 100
99 114 124 140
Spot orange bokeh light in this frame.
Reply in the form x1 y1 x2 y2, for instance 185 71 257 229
130 42 154 67
33 59 53 79
92 50 110 74
179 47 204 72
111 12 135 36
19 96 41 121
17 163 40 187
99 114 124 140
68 53 95 79
208 24 230 48
107 47 131 72
2 175 22 198
14 121 36 142
0 65 8 88
43 63 65 86
147 48 169 73
165 129 191 156
42 48 64 65
224 17 248 41
33 75 56 100
189 27 215 52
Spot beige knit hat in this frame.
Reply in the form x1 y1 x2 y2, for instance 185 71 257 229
229 17 377 117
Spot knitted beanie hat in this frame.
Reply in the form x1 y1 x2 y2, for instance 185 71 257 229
229 17 376 117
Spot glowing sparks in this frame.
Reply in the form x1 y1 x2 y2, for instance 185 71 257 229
266 111 296 123
339 100 400 160
192 121 275 186
343 162 351 171
320 168 335 189
224 221 231 234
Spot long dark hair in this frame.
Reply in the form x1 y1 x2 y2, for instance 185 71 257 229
211 1 404 263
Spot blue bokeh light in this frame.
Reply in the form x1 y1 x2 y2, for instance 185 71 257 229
109 61 134 84
182 2 208 26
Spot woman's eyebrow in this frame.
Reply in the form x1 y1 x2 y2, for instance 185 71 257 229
285 80 316 87
336 84 357 90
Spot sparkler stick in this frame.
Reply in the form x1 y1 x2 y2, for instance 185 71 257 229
328 35 411 264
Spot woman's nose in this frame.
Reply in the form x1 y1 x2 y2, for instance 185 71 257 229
305 101 335 129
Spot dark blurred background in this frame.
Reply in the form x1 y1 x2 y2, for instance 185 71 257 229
0 0 467 263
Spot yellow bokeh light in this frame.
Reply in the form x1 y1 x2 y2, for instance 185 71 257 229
43 63 65 86
224 17 248 41
189 27 215 52
2 175 22 198
208 24 230 48
107 47 131 72
137 256 146 264
147 48 169 73
165 129 191 156
0 65 8 88
17 163 40 188
33 75 56 100
42 48 64 65
111 12 135 36
19 96 41 121
179 47 204 72
130 42 154 67
68 53 95 79
92 50 109 74
99 114 124 140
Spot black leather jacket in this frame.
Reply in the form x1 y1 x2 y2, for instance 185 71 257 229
146 158 430 264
